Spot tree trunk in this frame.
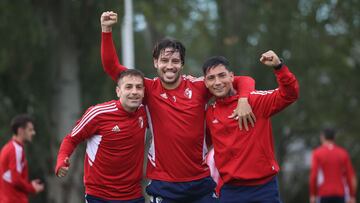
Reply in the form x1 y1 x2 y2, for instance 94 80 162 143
47 38 84 203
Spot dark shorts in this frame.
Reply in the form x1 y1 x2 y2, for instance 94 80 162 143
85 194 145 203
146 176 218 203
220 177 282 203
320 196 345 203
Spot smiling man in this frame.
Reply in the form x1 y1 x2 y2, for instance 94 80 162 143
204 51 299 203
55 69 148 203
100 11 256 203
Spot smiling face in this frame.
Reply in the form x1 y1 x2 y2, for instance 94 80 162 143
116 75 145 112
204 64 234 98
153 48 183 89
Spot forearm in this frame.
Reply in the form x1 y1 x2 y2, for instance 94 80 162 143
275 65 299 101
233 76 255 97
309 158 318 197
11 171 35 194
349 175 357 197
55 137 77 174
101 32 127 81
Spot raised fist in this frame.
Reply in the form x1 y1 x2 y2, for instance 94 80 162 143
101 11 118 32
259 50 281 67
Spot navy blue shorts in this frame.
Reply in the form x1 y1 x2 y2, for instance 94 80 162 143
220 177 282 203
146 176 218 203
85 194 145 203
320 196 345 203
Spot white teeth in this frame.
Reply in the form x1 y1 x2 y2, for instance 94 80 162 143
164 71 175 78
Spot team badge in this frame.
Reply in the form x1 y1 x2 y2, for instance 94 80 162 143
138 116 144 128
184 88 192 99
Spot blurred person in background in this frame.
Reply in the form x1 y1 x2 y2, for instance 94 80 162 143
0 114 44 203
310 128 357 203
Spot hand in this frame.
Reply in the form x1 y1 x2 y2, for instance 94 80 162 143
100 11 118 32
185 75 200 81
259 50 281 67
31 179 44 193
309 196 316 203
347 197 356 203
57 157 70 178
228 98 256 131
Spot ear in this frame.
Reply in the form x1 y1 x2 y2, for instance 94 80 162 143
17 127 24 134
204 76 210 88
205 82 210 88
116 86 121 98
153 58 158 69
229 71 234 82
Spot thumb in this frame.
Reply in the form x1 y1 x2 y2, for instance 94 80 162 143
64 157 70 166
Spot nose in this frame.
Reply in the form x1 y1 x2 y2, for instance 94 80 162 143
165 61 175 70
130 87 139 95
214 76 221 86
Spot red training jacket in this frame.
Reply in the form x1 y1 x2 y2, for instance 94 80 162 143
206 66 299 186
310 143 356 198
101 32 255 182
55 100 147 200
0 139 35 203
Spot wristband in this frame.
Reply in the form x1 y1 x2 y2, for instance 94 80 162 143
274 58 284 70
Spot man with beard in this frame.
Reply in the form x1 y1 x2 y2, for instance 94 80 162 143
55 69 148 203
100 11 256 203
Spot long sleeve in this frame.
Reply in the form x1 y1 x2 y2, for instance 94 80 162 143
233 76 255 97
101 32 128 82
309 151 318 196
344 152 356 197
7 148 35 194
55 107 98 175
250 65 299 117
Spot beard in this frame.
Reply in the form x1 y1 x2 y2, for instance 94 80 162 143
158 69 182 85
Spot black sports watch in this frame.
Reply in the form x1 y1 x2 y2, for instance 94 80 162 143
273 58 284 70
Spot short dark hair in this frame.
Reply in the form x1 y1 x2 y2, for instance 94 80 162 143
202 56 230 75
152 38 186 65
322 128 336 140
11 114 34 135
116 69 145 84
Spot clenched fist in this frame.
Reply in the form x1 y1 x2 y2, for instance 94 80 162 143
57 157 70 178
101 11 118 32
259 50 281 67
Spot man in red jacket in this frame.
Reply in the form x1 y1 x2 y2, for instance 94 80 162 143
100 11 256 203
204 51 299 203
55 69 148 203
0 114 44 203
309 128 357 203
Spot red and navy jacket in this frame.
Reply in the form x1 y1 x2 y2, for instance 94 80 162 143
206 66 299 186
310 143 356 198
101 32 255 182
0 139 35 203
55 100 147 200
